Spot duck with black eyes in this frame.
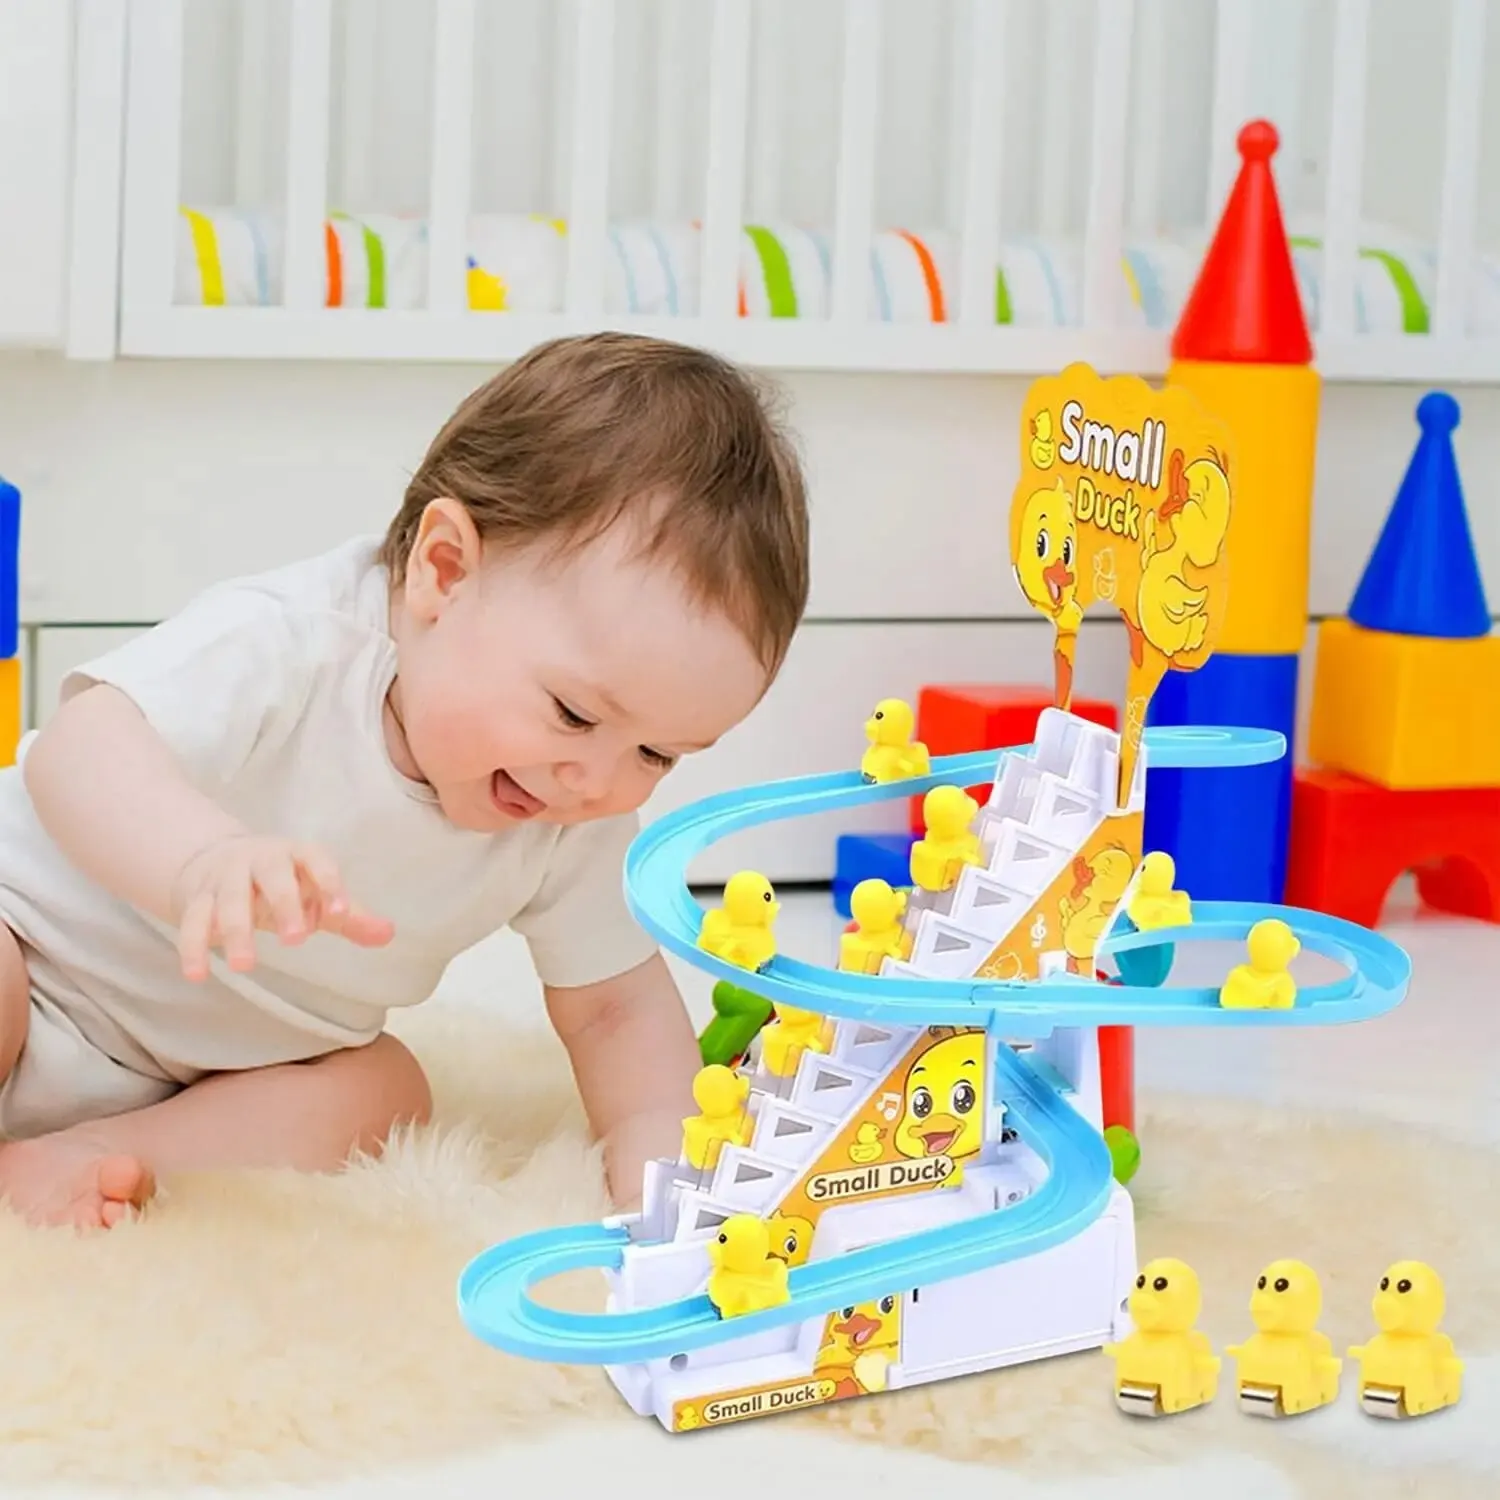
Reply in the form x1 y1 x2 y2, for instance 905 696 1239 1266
1103 1256 1220 1416
1225 1258 1341 1417
893 1031 986 1165
813 1294 903 1396
1348 1260 1464 1418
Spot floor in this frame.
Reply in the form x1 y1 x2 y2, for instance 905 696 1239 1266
26 886 1499 1499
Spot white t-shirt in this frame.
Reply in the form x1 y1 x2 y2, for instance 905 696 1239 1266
0 536 658 1085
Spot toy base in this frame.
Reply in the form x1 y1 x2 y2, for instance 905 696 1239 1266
607 1182 1136 1432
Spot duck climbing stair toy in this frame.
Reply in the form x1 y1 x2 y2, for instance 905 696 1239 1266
456 362 1412 1433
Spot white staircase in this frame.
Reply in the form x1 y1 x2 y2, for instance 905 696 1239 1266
887 708 1144 981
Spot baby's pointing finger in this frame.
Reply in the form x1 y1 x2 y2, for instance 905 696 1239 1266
339 903 396 948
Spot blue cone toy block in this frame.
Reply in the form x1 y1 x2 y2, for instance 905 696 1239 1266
833 832 915 919
1348 391 1489 639
1145 652 1297 904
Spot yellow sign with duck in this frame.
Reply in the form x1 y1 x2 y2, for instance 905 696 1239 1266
672 1293 906 1429
771 1026 987 1229
1013 363 1233 808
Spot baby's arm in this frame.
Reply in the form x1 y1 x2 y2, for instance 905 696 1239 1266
545 952 700 1210
25 684 390 975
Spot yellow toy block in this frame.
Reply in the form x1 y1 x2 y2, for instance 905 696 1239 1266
1309 618 1500 789
1165 359 1320 656
0 657 18 768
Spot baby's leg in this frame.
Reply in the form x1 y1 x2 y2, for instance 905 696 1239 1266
0 1033 431 1229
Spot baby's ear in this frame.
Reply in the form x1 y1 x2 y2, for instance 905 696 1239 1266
408 498 482 608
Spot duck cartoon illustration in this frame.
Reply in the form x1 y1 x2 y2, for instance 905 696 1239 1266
1014 478 1083 703
1056 844 1135 974
814 1295 903 1396
1349 1261 1464 1418
1128 448 1231 666
764 1212 815 1267
1226 1259 1342 1417
893 1029 985 1164
1105 1258 1221 1416
1029 408 1056 469
847 1120 886 1163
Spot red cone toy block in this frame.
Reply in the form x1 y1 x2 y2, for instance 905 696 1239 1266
1171 121 1313 365
911 685 1118 832
1284 767 1500 927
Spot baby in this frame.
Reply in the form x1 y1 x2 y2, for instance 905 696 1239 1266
0 332 809 1229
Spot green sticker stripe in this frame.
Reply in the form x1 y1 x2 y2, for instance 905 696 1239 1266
994 264 1014 325
362 223 386 309
1289 235 1428 334
744 225 798 318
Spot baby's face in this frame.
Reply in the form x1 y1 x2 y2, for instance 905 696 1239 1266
390 505 771 833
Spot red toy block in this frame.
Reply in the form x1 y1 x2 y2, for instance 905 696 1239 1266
911 685 1118 831
1284 767 1500 927
1097 1024 1135 1135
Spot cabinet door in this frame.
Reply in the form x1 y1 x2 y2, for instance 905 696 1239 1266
0 1 73 346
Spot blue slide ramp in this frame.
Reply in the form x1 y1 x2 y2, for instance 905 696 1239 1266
459 726 1411 1365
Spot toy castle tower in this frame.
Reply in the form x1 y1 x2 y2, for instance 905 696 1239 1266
1286 393 1500 925
1144 120 1320 904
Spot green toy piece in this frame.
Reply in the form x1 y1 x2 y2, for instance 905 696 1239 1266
1105 1124 1141 1185
697 981 774 1068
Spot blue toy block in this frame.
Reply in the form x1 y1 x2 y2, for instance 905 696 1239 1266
1144 652 1297 904
833 831 916 919
1348 391 1489 639
0 478 17 661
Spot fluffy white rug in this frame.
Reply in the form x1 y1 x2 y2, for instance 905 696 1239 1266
0 1002 1491 1495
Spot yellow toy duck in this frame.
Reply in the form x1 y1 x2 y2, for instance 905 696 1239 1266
839 879 914 974
698 870 780 972
1348 1261 1464 1418
910 786 984 893
1127 851 1193 931
860 699 931 784
680 1064 752 1171
1219 919 1300 1010
706 1214 791 1318
1104 1257 1221 1416
1226 1259 1342 1417
760 1003 831 1079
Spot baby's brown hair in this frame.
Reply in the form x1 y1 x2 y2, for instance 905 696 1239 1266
382 333 810 674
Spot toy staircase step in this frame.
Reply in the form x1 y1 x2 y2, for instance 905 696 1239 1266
898 911 998 978
748 1096 845 1167
1031 706 1124 800
978 818 1077 896
672 1187 758 1242
786 1051 879 1117
704 1145 803 1215
827 1019 920 1076
942 868 1037 942
985 756 1103 849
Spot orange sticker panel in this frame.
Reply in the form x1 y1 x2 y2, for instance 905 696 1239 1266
976 810 1144 980
774 1027 988 1226
1013 363 1233 804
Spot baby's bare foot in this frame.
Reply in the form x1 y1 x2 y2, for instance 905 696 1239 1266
0 1133 155 1229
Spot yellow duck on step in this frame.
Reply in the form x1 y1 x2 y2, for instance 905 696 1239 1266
910 785 984 893
839 878 914 974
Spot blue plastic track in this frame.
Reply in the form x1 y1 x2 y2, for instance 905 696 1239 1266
459 726 1411 1365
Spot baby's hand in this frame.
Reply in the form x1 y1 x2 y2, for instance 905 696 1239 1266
170 834 394 980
